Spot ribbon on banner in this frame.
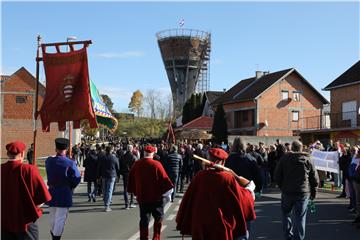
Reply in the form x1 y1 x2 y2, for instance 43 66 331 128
89 80 118 132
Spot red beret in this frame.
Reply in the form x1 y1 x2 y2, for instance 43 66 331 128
144 145 156 153
208 148 228 160
6 141 26 155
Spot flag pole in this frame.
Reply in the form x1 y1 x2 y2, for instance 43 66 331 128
32 35 42 166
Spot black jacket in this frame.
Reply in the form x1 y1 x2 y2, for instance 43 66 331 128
97 153 120 178
83 150 99 182
225 152 263 193
165 152 182 178
119 151 136 174
275 152 319 195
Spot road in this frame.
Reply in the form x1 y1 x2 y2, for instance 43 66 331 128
37 181 360 240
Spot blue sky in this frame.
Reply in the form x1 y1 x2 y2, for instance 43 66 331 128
2 1 359 112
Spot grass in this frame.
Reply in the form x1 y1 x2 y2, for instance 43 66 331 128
38 166 47 180
321 182 342 192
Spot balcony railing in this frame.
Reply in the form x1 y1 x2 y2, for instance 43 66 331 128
298 111 360 130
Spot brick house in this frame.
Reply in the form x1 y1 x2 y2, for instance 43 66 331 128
300 60 360 145
213 68 329 136
1 67 61 160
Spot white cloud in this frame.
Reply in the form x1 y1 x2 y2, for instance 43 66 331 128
94 51 145 59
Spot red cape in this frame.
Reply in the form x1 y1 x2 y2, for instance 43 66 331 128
176 169 256 240
1 161 51 232
127 157 173 204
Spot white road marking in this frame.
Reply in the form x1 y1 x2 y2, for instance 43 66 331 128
178 199 182 204
128 202 172 240
166 214 177 221
174 205 179 211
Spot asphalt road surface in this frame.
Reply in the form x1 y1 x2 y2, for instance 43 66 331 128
37 181 360 240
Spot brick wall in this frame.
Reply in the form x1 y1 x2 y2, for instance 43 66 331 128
330 84 360 114
222 71 326 137
1 120 60 159
257 72 324 136
1 68 61 160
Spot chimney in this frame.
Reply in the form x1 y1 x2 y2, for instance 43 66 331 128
255 71 264 79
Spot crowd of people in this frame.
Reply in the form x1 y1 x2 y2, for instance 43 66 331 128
2 136 360 240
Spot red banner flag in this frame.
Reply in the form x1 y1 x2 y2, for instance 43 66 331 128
166 121 176 144
39 44 98 131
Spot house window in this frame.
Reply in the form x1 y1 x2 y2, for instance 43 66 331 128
281 90 289 100
293 92 300 102
242 111 249 121
16 96 27 104
292 111 299 122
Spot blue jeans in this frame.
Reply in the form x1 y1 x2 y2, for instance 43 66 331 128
281 193 309 240
102 177 116 207
87 181 97 198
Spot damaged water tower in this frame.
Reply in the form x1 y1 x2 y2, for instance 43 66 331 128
156 29 211 117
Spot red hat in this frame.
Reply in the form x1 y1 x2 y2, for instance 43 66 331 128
6 141 26 155
144 145 156 153
208 148 228 160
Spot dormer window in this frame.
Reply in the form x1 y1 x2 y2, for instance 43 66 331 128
293 91 301 102
281 90 289 100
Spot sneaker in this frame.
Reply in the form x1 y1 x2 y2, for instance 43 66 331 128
88 198 91 202
349 208 356 213
336 194 346 198
105 207 112 212
92 196 96 202
130 204 136 208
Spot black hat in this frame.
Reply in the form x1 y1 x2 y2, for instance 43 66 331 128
55 138 69 150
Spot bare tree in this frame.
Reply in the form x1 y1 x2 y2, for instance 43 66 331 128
144 89 158 119
166 93 173 120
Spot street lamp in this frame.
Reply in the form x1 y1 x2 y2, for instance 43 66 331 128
66 36 77 157
67 36 77 42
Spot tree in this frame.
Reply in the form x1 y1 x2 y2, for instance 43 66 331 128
101 94 114 113
181 93 205 125
144 89 159 119
80 119 98 137
128 90 143 117
212 104 228 144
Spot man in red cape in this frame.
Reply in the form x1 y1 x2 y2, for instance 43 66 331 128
1 141 51 239
127 145 174 240
176 148 256 240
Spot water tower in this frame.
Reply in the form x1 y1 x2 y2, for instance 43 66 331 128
156 29 211 117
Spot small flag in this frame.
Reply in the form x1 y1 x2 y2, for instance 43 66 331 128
179 18 185 27
166 120 176 144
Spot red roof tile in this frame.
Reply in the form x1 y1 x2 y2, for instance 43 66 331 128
181 116 214 130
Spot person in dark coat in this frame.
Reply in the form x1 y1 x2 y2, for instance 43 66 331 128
97 145 120 212
182 145 194 184
26 143 34 165
165 145 182 202
193 144 205 176
267 145 278 185
225 138 263 194
119 144 136 209
83 145 99 202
